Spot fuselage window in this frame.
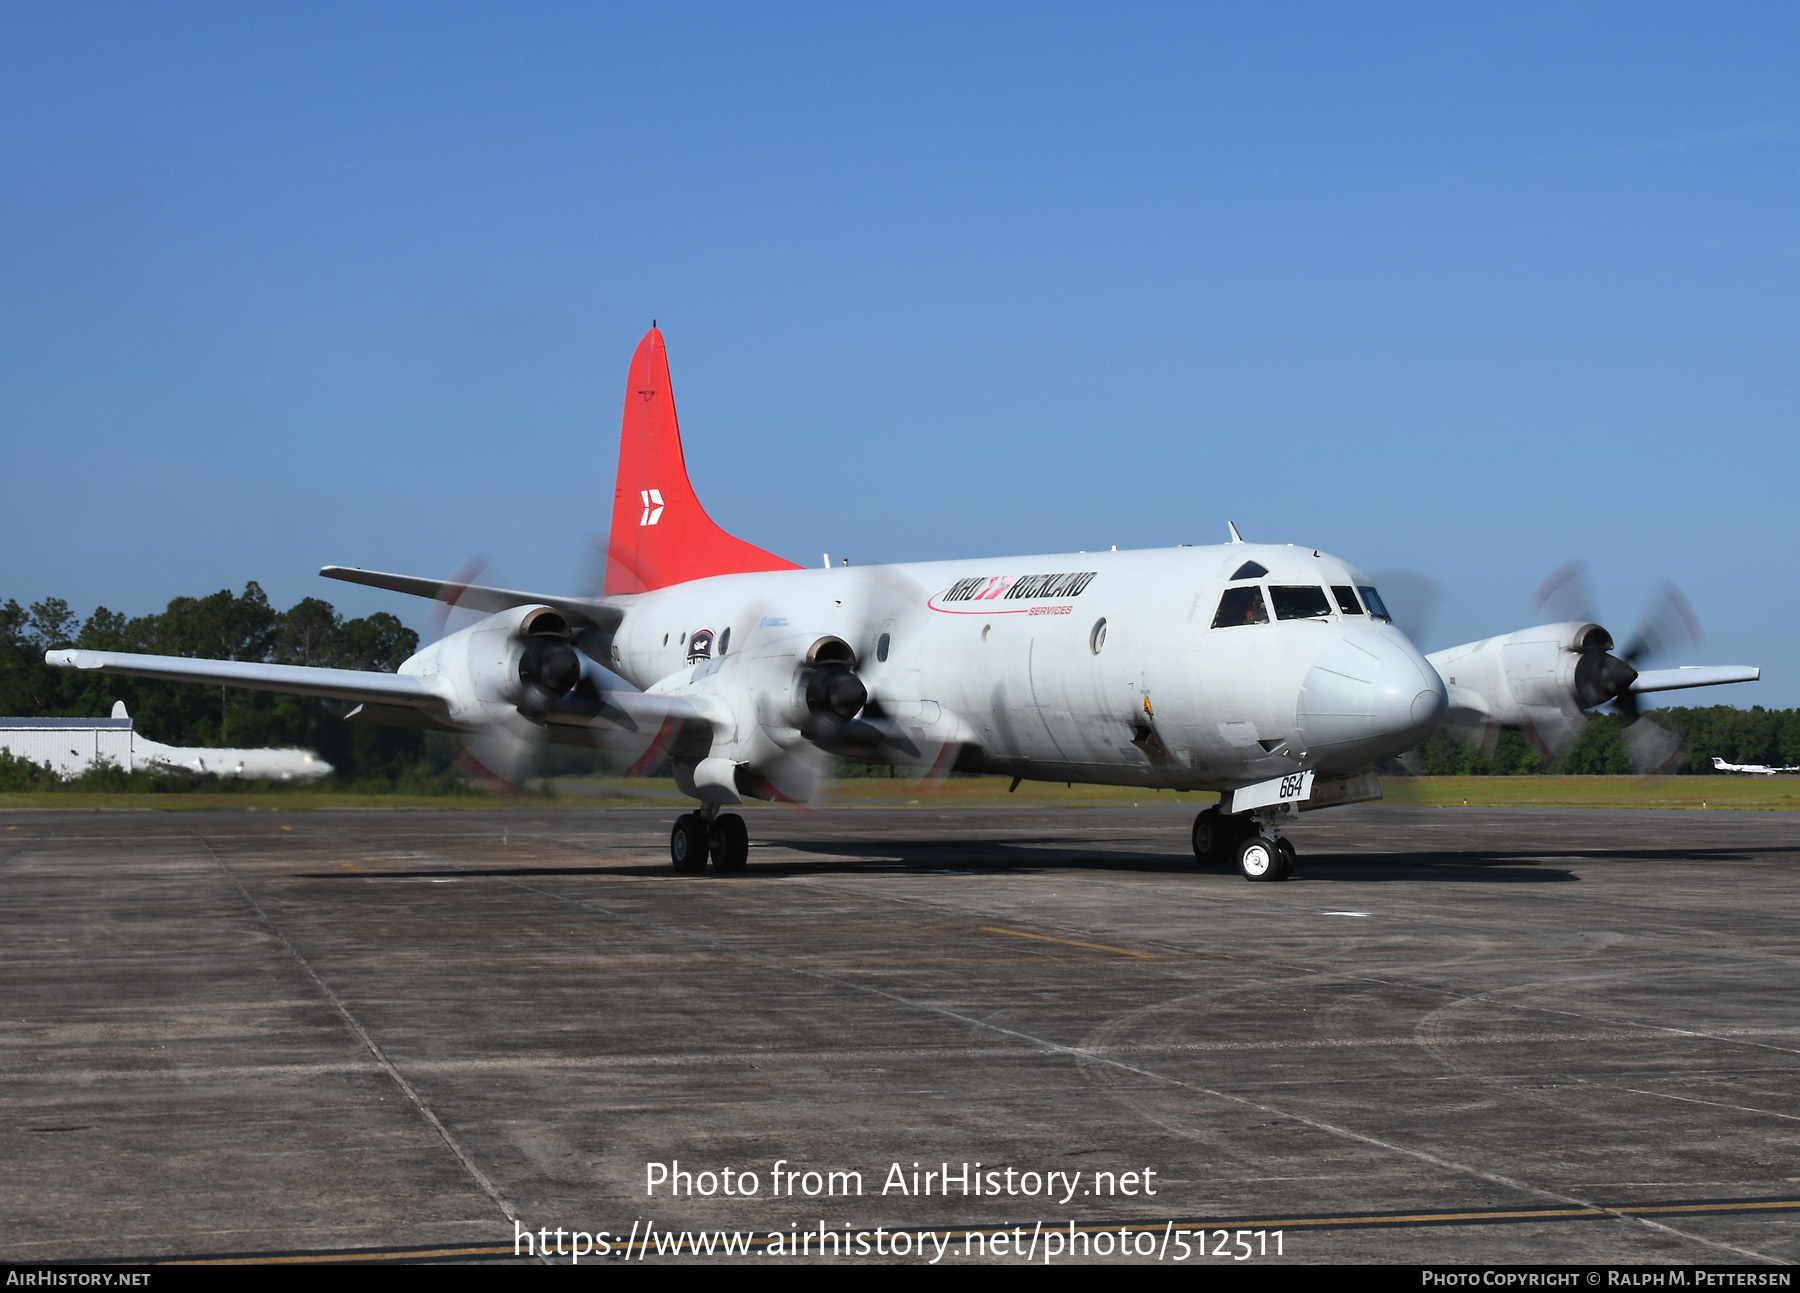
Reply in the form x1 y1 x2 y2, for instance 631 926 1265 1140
1271 586 1332 621
1230 560 1268 580
1358 586 1392 622
718 627 731 656
876 632 890 662
1331 586 1363 615
1211 586 1269 628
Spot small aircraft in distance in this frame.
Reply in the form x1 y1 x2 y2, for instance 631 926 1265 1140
1712 756 1799 776
48 328 1762 881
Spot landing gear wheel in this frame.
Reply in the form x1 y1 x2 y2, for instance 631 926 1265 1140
1191 807 1225 865
709 813 749 873
670 813 708 873
1236 834 1286 882
1275 837 1297 881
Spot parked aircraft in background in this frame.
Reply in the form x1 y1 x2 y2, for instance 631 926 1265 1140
123 703 334 780
47 328 1761 880
0 702 331 781
1712 756 1799 776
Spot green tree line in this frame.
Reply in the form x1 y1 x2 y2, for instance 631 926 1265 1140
1 585 462 790
1404 707 1800 776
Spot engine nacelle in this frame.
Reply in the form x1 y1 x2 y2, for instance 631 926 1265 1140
741 635 867 736
401 604 583 730
1428 621 1630 729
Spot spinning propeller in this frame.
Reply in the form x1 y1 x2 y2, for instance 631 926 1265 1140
728 562 957 804
429 555 626 788
426 556 530 786
1528 561 1697 774
1366 569 1446 650
423 533 958 801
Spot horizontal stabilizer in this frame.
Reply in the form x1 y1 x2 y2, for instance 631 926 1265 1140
1629 665 1760 694
47 649 447 712
319 566 624 632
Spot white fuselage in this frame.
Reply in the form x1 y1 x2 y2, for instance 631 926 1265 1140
606 542 1447 792
1712 757 1795 776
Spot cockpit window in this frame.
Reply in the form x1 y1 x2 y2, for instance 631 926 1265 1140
1229 560 1268 580
1331 585 1363 615
1211 585 1269 628
1358 585 1392 622
1271 586 1332 621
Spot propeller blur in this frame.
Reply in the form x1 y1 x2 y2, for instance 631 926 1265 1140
1429 562 1750 775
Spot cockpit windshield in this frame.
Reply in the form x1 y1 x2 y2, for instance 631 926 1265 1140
1270 586 1332 621
1211 586 1269 628
1358 585 1392 622
1331 586 1362 615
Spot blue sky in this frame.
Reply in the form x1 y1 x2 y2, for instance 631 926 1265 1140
3 4 1796 701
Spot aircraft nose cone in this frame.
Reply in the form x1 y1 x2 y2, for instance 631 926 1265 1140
1298 630 1447 760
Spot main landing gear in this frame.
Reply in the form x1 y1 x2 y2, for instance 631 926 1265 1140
670 808 749 874
1191 806 1296 882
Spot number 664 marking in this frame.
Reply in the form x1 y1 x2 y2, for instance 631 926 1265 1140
1278 774 1305 798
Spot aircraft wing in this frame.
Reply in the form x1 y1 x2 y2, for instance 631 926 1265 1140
50 646 711 757
46 649 450 714
1629 666 1761 694
319 566 624 633
543 688 718 758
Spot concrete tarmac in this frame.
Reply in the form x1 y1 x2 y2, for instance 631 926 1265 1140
3 802 1798 1265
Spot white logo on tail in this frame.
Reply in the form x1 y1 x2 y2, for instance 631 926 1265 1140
639 489 664 526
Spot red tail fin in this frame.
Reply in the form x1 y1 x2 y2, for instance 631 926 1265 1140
604 327 801 595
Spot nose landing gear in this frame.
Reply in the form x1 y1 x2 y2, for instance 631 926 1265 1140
1234 832 1295 881
670 807 750 874
1193 805 1296 881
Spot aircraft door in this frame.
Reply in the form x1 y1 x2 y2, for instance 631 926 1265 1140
1028 621 1109 767
974 622 1063 766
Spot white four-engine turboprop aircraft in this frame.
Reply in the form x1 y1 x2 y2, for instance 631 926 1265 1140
48 328 1762 880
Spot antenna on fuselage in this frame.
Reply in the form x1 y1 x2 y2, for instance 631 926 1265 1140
1228 521 1245 543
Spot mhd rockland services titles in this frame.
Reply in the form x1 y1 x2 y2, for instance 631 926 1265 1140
646 1160 1158 1202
